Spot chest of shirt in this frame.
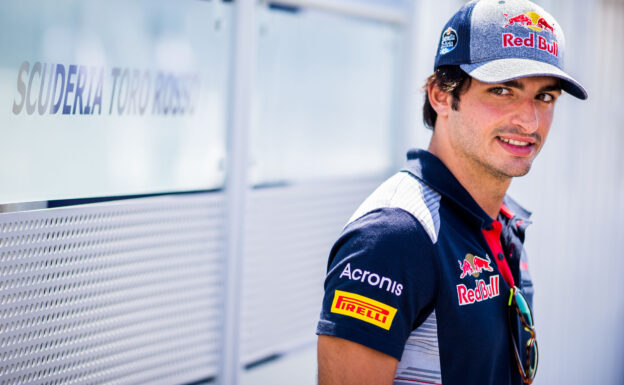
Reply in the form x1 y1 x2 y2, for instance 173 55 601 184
430 208 514 338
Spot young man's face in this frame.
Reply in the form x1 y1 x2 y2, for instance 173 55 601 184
446 76 562 180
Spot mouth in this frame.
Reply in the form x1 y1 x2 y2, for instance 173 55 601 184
498 137 532 147
496 136 536 156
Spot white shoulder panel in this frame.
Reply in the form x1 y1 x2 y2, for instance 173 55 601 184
346 172 441 244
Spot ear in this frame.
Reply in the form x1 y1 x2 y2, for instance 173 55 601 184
427 81 454 119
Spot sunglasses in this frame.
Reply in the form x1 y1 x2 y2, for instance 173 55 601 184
508 287 538 384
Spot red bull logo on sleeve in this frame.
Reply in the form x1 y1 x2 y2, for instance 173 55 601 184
458 253 494 279
457 275 500 306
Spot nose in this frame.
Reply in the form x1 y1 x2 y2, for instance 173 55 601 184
510 98 539 133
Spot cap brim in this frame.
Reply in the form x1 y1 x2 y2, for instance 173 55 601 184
460 58 588 100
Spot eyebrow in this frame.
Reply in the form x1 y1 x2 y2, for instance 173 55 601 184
539 84 563 93
501 80 524 89
500 80 562 93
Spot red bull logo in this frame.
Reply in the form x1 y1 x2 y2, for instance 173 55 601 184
502 12 558 57
502 32 559 57
457 275 500 306
504 11 556 35
458 253 494 279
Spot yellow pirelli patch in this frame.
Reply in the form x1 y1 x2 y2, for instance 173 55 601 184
330 290 397 330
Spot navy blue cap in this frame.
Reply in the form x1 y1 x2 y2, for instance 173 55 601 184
434 0 587 99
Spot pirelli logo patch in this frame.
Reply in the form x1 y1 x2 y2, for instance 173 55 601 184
331 290 397 330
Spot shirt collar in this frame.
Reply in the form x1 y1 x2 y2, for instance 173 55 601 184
401 149 531 227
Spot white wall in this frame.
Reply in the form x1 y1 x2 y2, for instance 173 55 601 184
508 1 624 383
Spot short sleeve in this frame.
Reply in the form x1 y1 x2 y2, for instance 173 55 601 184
316 208 438 360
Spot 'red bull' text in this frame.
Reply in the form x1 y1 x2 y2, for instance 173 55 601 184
502 33 559 57
457 275 500 306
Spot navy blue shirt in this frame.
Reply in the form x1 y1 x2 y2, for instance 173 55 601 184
317 149 534 385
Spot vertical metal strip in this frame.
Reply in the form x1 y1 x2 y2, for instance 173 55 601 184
394 0 417 169
406 0 432 148
220 0 256 384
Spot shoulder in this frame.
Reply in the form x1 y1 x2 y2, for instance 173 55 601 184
346 172 442 244
327 207 438 280
335 208 431 261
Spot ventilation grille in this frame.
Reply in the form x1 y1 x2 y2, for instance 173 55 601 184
241 179 382 364
0 193 225 385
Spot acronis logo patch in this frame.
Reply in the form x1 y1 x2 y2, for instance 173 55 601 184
339 263 403 296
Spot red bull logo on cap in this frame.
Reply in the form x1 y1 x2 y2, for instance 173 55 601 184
503 11 556 35
502 32 559 57
502 11 559 57
458 253 494 279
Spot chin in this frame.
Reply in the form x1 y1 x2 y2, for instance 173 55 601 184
503 164 532 178
490 160 533 178
510 169 531 177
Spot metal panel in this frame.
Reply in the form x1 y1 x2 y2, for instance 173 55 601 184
219 0 257 382
240 178 383 365
0 193 225 385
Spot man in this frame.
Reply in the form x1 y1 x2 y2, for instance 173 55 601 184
316 0 587 384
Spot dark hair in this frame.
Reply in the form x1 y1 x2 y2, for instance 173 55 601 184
423 65 472 130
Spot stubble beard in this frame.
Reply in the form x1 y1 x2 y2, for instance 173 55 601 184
483 128 542 179
453 135 538 182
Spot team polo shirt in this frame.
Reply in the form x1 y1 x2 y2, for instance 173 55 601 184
317 149 534 385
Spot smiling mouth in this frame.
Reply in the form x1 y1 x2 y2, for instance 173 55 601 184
498 137 532 147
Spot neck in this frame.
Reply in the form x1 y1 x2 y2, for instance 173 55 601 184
428 137 511 220
450 159 511 219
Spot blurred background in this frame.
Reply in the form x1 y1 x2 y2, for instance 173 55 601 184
0 0 621 384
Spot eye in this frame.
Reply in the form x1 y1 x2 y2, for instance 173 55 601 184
536 93 556 103
489 87 511 96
